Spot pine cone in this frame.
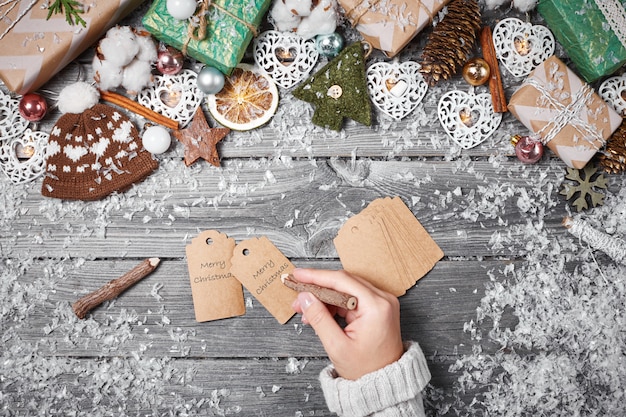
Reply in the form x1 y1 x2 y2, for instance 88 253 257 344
419 0 482 86
599 119 626 174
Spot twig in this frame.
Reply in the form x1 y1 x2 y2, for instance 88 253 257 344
72 258 161 319
480 26 508 113
99 90 179 130
281 274 358 310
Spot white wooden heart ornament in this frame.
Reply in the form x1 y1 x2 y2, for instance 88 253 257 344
492 18 554 78
254 30 319 89
0 90 29 141
438 89 502 149
599 75 626 116
137 69 202 128
366 61 428 121
0 128 49 184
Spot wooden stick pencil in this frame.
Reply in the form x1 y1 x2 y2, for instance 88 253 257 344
281 274 358 310
72 258 161 319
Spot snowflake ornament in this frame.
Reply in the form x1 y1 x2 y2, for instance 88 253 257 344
560 165 608 212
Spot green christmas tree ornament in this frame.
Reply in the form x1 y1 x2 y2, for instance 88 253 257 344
293 42 372 131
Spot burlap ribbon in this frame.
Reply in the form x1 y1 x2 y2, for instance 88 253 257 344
525 76 604 150
343 0 434 28
182 0 258 55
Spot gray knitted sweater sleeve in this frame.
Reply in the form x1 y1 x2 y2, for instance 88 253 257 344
319 341 431 416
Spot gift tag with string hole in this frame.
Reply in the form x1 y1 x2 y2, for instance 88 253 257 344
230 236 297 324
185 230 245 322
334 197 444 296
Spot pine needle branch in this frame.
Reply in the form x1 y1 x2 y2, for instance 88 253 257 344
46 0 86 27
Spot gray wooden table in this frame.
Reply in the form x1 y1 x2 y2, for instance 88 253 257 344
2 3 622 416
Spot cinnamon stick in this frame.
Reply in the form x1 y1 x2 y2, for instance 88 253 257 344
480 26 508 113
72 258 161 319
99 90 179 130
281 274 358 310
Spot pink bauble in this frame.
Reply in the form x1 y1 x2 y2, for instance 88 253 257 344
513 135 544 164
19 93 47 122
156 47 184 75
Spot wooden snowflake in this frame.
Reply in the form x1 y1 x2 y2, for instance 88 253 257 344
560 165 608 212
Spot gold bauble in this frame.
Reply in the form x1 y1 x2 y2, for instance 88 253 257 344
462 58 491 86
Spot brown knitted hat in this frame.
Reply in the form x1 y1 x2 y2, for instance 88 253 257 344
42 83 158 201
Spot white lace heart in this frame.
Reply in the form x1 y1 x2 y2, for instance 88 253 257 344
137 69 202 128
254 30 319 89
492 18 555 78
0 128 49 184
0 90 29 141
599 74 626 116
366 61 428 121
438 89 502 149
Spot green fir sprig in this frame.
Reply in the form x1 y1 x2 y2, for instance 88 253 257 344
46 0 86 27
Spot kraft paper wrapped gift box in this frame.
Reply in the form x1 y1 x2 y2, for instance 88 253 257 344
339 0 449 58
0 0 144 94
509 56 622 169
142 0 271 75
537 0 626 83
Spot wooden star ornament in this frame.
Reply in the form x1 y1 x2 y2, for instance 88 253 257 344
172 107 230 167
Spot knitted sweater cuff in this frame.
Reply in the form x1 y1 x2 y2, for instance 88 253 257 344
319 341 431 416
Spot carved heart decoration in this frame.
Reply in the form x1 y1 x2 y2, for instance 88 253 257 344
254 30 319 89
0 90 29 141
438 89 502 149
0 129 49 184
599 75 626 116
492 18 554 78
366 61 428 121
137 69 202 128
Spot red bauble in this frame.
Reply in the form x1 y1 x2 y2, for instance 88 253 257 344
512 135 544 164
19 93 47 122
156 46 184 75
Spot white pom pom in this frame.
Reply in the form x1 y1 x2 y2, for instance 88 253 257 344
57 82 100 114
269 1 301 32
93 56 123 91
135 33 158 62
297 0 337 39
122 60 153 95
98 26 139 67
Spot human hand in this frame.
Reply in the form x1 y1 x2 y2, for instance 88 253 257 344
291 268 404 380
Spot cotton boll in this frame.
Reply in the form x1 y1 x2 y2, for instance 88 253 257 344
297 0 337 39
93 56 124 91
283 0 312 16
134 33 158 63
269 1 301 32
98 26 139 67
122 60 153 96
512 0 537 12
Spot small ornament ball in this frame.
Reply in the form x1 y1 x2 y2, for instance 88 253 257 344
462 58 491 86
19 93 47 122
142 125 172 154
157 46 184 75
315 33 344 58
166 0 197 20
197 66 225 95
511 135 544 164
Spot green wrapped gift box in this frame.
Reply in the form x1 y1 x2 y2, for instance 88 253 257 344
538 0 626 83
142 0 270 75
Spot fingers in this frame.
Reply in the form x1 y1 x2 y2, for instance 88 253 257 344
297 292 348 352
292 268 387 300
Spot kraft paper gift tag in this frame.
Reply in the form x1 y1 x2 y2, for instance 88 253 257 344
186 230 245 322
334 197 444 296
230 236 297 324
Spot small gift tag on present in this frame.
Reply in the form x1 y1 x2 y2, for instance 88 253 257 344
334 197 444 296
185 230 245 322
230 237 297 324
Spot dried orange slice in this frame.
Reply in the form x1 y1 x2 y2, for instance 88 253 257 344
207 64 279 131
